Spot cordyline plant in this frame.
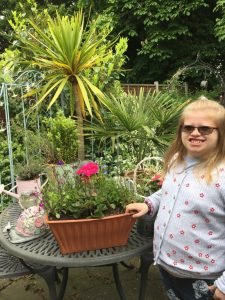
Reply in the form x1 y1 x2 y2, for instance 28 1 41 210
19 10 117 160
38 161 140 220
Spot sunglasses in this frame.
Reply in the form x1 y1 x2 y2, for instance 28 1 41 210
181 125 218 135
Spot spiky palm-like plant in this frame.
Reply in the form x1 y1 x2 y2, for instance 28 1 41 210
87 90 190 161
22 10 115 160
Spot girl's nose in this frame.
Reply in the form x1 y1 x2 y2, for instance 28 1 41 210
191 128 201 135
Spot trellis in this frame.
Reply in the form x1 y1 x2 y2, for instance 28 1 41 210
0 71 44 207
0 71 81 208
169 54 225 104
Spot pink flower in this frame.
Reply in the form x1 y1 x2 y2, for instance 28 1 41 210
35 217 44 228
39 202 45 208
76 162 99 177
151 174 161 181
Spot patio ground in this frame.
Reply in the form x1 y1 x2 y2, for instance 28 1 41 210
0 258 167 299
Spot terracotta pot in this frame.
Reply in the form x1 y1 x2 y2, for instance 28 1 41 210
46 213 136 254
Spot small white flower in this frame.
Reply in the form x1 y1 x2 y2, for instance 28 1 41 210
192 280 208 299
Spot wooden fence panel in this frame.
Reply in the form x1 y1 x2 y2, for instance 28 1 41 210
121 82 168 94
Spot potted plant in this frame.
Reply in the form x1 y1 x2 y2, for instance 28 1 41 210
133 157 163 237
15 158 44 192
40 111 79 180
37 161 140 254
43 111 78 165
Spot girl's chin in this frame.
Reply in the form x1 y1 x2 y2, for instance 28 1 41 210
187 150 208 159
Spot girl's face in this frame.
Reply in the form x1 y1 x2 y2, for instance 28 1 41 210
181 111 219 159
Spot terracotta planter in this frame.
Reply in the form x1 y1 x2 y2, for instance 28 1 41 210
46 213 136 254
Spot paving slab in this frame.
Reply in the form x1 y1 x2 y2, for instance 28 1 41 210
0 259 167 299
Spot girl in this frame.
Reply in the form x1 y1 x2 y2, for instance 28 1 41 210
126 97 225 300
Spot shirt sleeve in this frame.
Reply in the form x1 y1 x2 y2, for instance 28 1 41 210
144 188 162 217
214 272 225 294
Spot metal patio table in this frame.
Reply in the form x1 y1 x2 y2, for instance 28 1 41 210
0 202 153 300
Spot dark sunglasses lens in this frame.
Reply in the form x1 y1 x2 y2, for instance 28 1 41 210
182 126 214 135
198 127 214 134
182 126 194 133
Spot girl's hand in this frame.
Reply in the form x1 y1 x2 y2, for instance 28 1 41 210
208 285 225 299
125 203 149 218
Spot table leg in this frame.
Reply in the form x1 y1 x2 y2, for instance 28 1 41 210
138 251 154 300
19 260 68 300
112 263 127 300
120 261 135 270
36 266 68 300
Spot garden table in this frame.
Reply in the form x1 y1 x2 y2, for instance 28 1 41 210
0 202 153 300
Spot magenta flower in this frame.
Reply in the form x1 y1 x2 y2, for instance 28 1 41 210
76 162 99 177
151 174 162 181
39 202 45 208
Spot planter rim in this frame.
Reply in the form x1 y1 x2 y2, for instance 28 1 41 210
45 212 134 224
16 176 41 181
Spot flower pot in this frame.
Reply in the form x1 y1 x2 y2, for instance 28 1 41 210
46 213 136 254
16 174 48 195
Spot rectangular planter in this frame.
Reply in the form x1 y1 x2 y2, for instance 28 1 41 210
46 213 136 254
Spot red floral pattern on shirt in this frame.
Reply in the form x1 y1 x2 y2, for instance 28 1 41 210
144 160 225 281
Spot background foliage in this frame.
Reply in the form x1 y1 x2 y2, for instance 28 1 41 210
1 0 225 85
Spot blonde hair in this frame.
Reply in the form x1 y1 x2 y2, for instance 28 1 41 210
164 96 225 182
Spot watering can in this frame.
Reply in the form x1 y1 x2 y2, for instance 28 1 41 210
0 173 48 209
15 173 48 195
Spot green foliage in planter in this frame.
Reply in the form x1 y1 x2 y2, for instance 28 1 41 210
15 159 43 180
134 166 163 197
43 111 78 164
40 162 140 220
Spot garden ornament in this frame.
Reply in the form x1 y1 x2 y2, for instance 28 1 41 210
9 206 48 243
15 173 48 195
0 177 47 209
0 185 48 243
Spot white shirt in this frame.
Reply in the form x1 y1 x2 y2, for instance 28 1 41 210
145 157 225 292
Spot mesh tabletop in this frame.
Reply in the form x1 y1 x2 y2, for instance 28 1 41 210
0 202 153 268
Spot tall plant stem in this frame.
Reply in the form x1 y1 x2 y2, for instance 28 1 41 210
73 84 85 161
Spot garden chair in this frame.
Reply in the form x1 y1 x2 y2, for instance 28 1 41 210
0 244 33 278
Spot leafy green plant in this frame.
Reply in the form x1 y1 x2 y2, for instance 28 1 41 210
87 89 190 162
0 137 25 184
17 10 119 160
43 111 78 164
15 158 43 180
39 161 140 220
135 168 163 197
